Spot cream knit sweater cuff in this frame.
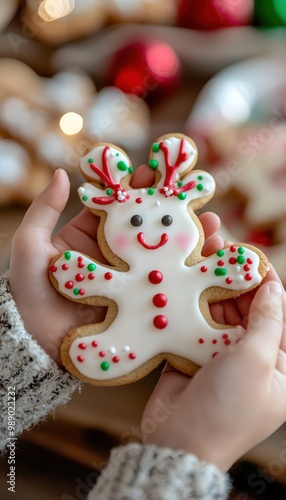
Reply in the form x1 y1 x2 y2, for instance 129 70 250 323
0 272 80 451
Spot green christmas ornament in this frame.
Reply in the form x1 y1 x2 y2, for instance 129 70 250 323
254 0 286 27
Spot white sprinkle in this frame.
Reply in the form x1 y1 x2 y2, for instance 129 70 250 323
123 345 130 352
155 200 160 206
235 266 241 273
78 187 85 195
140 188 146 194
109 346 116 354
236 275 243 283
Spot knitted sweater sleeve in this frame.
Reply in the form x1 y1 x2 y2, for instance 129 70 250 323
0 272 80 452
88 443 231 500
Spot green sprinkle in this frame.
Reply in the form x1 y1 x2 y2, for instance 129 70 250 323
88 158 93 163
237 255 245 264
73 288 80 295
178 192 186 200
238 246 245 254
214 268 227 276
87 263 96 272
117 161 128 171
198 175 203 180
177 181 183 187
152 143 160 153
82 195 88 202
101 361 110 371
116 153 119 156
216 249 224 257
197 184 204 192
64 251 71 261
148 188 155 195
128 167 134 174
148 159 159 170
106 188 113 195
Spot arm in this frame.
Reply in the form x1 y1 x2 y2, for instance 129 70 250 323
0 272 80 452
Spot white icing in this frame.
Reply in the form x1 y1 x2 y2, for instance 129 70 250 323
50 135 265 382
0 139 29 184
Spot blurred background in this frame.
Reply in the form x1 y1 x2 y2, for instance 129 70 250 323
0 1 286 498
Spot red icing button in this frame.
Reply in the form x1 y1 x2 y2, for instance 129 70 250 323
104 272 113 280
153 293 168 308
65 281 74 289
148 270 163 284
153 315 168 329
49 265 57 272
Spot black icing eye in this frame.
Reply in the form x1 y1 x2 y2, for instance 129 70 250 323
161 215 173 227
130 215 143 227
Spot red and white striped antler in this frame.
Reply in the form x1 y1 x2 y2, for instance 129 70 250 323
159 138 197 197
81 144 132 204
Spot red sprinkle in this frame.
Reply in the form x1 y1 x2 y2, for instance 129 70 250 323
222 333 228 339
153 293 168 308
230 245 236 252
78 262 85 268
78 343 86 350
247 258 253 264
212 339 217 344
104 272 113 280
112 356 120 363
198 338 204 344
217 260 224 266
79 288 85 295
200 265 208 273
77 356 84 363
245 273 253 281
91 340 98 348
62 264 69 270
65 281 74 289
88 273 95 280
49 265 57 272
99 351 105 357
244 264 250 271
76 273 85 282
226 277 233 284
135 197 143 204
129 353 136 360
229 257 236 265
224 339 231 345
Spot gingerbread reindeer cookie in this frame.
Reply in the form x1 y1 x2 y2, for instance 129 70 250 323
49 133 268 386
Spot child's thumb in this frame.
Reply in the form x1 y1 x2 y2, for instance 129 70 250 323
19 169 70 240
245 280 284 366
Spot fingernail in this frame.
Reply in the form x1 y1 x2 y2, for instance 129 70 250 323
269 281 283 296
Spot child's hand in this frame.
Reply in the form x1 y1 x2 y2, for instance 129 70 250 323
8 168 223 366
142 267 286 473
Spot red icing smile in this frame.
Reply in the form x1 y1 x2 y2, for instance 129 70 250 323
137 232 168 250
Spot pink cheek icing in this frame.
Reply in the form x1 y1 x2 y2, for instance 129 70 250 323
113 234 130 250
175 232 194 250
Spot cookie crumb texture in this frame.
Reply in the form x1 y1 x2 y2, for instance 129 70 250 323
49 133 268 386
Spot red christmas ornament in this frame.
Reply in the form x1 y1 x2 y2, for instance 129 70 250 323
177 0 253 30
106 40 181 100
